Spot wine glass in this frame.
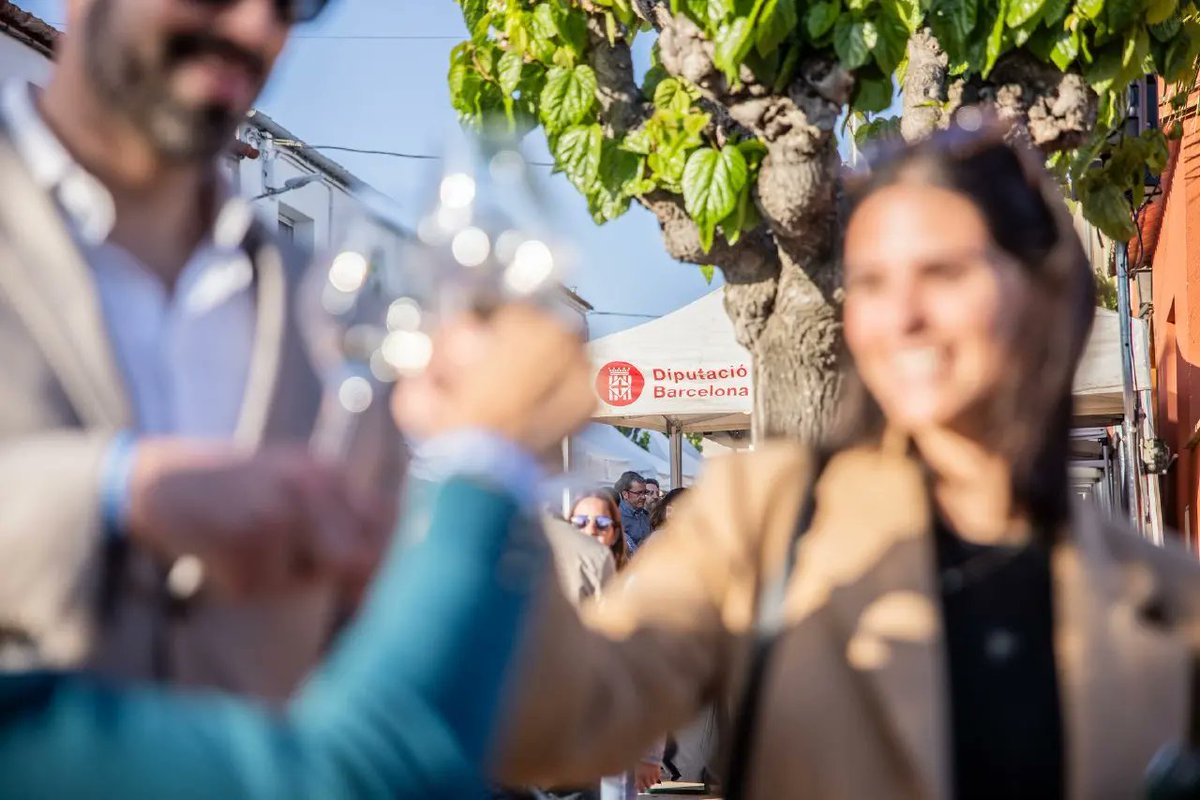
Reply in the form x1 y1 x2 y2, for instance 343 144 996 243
300 207 438 462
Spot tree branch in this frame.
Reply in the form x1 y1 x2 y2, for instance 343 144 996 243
949 52 1099 153
656 15 849 246
901 29 949 142
584 16 646 135
639 190 781 347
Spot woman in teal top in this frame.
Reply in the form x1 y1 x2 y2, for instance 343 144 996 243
0 475 542 800
0 303 597 800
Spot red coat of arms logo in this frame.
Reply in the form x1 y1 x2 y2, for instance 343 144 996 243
596 361 645 407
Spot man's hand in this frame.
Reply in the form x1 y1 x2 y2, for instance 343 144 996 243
634 761 662 793
126 440 390 598
390 304 595 453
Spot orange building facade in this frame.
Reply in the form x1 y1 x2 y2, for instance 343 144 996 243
1146 81 1200 550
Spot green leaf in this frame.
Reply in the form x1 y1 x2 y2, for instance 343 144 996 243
460 0 488 32
756 0 799 56
642 65 670 100
1147 0 1178 24
589 141 643 222
713 17 757 81
1049 26 1081 70
1141 128 1169 173
1106 0 1137 31
623 127 654 155
984 0 1009 76
736 138 769 169
1081 182 1135 240
497 51 525 96
846 0 875 9
1150 16 1181 41
539 64 597 133
931 0 977 47
552 3 589 54
554 124 603 194
1006 0 1046 27
851 74 893 112
1040 0 1071 24
654 78 695 114
699 265 716 284
1075 0 1103 20
708 0 735 25
530 4 557 41
834 17 873 69
1157 35 1193 82
1119 26 1150 84
683 145 749 252
1083 39 1124 92
1010 13 1041 47
874 3 910 72
805 0 841 38
648 148 688 190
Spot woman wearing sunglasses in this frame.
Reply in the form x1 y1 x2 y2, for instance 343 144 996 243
569 492 664 797
495 120 1200 800
570 492 630 571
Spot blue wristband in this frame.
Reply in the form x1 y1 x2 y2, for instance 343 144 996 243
99 431 138 543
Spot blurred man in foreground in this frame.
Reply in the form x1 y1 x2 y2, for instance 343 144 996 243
0 0 399 699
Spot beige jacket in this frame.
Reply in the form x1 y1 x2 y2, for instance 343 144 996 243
543 514 616 605
499 442 1200 799
0 126 401 701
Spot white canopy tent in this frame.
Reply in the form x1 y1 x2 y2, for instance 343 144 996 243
567 422 693 487
584 289 1150 487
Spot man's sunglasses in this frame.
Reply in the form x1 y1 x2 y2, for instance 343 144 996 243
571 515 613 530
190 0 331 24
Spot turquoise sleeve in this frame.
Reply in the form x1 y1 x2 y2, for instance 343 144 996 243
0 476 545 800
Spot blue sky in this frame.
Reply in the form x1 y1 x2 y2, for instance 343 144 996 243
20 0 723 337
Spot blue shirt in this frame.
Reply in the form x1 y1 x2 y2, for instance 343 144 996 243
620 498 652 554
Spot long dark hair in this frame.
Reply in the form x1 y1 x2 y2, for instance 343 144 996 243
572 491 630 570
835 115 1096 532
650 487 688 531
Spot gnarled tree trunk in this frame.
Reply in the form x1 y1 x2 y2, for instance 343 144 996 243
609 4 1099 441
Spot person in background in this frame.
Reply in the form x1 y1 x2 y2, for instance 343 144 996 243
492 120 1200 799
0 302 598 799
614 471 651 555
649 488 688 533
0 0 401 700
543 513 615 606
643 478 662 514
570 491 629 571
569 491 661 797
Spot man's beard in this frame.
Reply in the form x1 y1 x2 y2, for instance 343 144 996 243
82 0 266 162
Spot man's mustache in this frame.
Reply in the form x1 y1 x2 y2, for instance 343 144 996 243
166 31 266 81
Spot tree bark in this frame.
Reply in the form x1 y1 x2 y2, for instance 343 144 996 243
901 29 949 142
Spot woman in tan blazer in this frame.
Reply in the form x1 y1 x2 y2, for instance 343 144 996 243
495 122 1200 800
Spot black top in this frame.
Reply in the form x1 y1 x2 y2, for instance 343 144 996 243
934 521 1065 800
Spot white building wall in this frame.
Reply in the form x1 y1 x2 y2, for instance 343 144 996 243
0 36 51 86
227 124 410 262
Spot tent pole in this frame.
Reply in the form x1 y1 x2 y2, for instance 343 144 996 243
668 419 684 490
561 436 572 518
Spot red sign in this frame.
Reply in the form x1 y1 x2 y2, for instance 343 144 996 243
596 361 645 407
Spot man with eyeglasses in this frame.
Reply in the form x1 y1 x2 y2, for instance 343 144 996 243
0 0 400 702
614 471 652 555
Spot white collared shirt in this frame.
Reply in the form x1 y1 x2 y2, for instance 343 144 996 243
1 81 256 437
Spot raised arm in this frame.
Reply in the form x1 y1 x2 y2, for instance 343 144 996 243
495 444 812 787
0 302 598 800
